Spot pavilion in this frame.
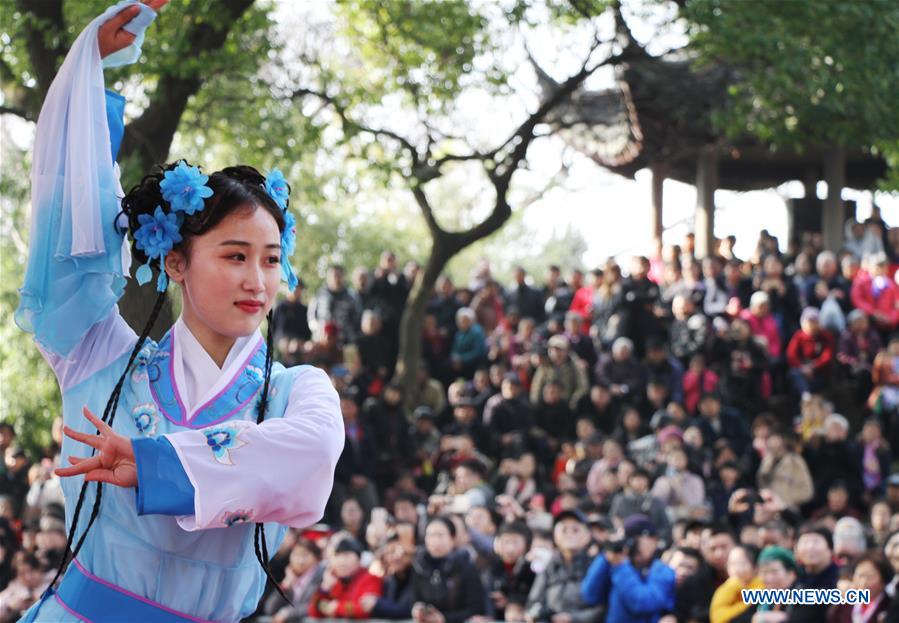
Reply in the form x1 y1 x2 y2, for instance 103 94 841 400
536 17 887 256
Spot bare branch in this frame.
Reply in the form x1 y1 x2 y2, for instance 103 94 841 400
410 182 445 237
492 46 621 190
517 161 571 210
14 0 66 101
292 86 422 166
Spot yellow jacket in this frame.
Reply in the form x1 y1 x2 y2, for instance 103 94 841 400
710 576 764 623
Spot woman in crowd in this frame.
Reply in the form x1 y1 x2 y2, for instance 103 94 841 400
410 517 486 623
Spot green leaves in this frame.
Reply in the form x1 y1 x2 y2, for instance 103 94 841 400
335 0 504 112
684 0 899 157
0 137 59 458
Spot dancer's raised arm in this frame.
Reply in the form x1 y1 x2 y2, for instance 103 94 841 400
15 2 165 391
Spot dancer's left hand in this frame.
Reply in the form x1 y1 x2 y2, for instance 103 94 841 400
98 0 170 59
56 407 137 488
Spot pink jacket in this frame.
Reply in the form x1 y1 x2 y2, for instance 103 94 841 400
740 310 781 359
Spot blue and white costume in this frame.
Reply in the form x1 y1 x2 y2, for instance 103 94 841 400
14 3 344 621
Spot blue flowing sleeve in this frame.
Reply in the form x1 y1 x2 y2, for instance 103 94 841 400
14 1 157 360
132 437 196 516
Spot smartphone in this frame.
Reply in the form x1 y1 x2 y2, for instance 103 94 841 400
371 507 389 526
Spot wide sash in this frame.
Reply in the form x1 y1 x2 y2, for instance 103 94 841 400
54 559 225 623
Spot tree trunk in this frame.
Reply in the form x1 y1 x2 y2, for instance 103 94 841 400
395 238 455 409
394 209 512 409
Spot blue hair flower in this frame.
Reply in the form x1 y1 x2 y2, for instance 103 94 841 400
281 210 297 257
280 210 299 291
264 169 290 210
133 205 182 292
160 161 213 215
134 206 182 259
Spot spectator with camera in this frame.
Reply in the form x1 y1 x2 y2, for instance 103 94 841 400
580 513 676 623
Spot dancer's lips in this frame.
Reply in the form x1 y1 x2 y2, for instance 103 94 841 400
235 300 264 313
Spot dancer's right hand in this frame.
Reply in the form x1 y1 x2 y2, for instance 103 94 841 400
98 0 169 59
56 407 138 488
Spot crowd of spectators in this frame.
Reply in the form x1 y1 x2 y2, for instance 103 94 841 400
4 216 899 622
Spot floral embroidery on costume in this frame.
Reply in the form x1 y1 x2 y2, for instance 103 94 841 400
220 508 255 527
245 365 264 384
132 403 160 436
132 345 168 383
202 425 247 465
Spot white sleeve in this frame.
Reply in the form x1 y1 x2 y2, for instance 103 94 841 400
37 306 137 393
165 366 345 531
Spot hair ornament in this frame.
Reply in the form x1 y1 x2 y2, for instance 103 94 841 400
133 205 183 291
159 160 213 215
263 168 299 292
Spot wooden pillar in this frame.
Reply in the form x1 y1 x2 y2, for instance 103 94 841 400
695 146 717 258
650 162 666 246
822 146 845 253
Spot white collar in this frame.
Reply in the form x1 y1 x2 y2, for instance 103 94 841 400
172 317 262 420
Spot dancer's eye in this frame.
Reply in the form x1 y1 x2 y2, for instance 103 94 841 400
267 255 281 264
227 253 246 261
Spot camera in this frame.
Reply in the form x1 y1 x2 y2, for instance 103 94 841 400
604 538 629 554
742 490 762 506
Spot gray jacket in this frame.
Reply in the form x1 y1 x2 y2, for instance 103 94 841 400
525 551 604 623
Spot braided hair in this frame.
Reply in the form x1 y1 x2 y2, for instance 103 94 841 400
49 162 292 604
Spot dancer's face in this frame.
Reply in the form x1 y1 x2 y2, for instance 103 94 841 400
166 206 282 342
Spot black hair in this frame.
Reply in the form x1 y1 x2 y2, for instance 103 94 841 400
797 524 833 550
457 458 487 480
394 492 420 508
498 521 532 547
732 543 761 566
48 163 292 604
294 537 323 561
426 515 457 539
851 555 893 586
120 162 286 267
676 546 703 564
708 525 736 540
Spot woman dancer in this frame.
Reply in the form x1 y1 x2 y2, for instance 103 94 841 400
15 2 344 621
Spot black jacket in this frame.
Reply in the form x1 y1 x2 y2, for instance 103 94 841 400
410 549 486 623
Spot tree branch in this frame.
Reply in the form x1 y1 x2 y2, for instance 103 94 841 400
0 54 34 112
409 182 445 237
493 44 620 190
292 86 423 167
14 0 66 102
0 105 34 121
119 0 256 174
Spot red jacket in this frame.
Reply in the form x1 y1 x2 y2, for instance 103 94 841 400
851 272 899 329
683 368 719 414
309 569 383 619
786 329 834 372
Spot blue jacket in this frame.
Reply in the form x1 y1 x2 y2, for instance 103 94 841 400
581 555 675 623
451 324 487 363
